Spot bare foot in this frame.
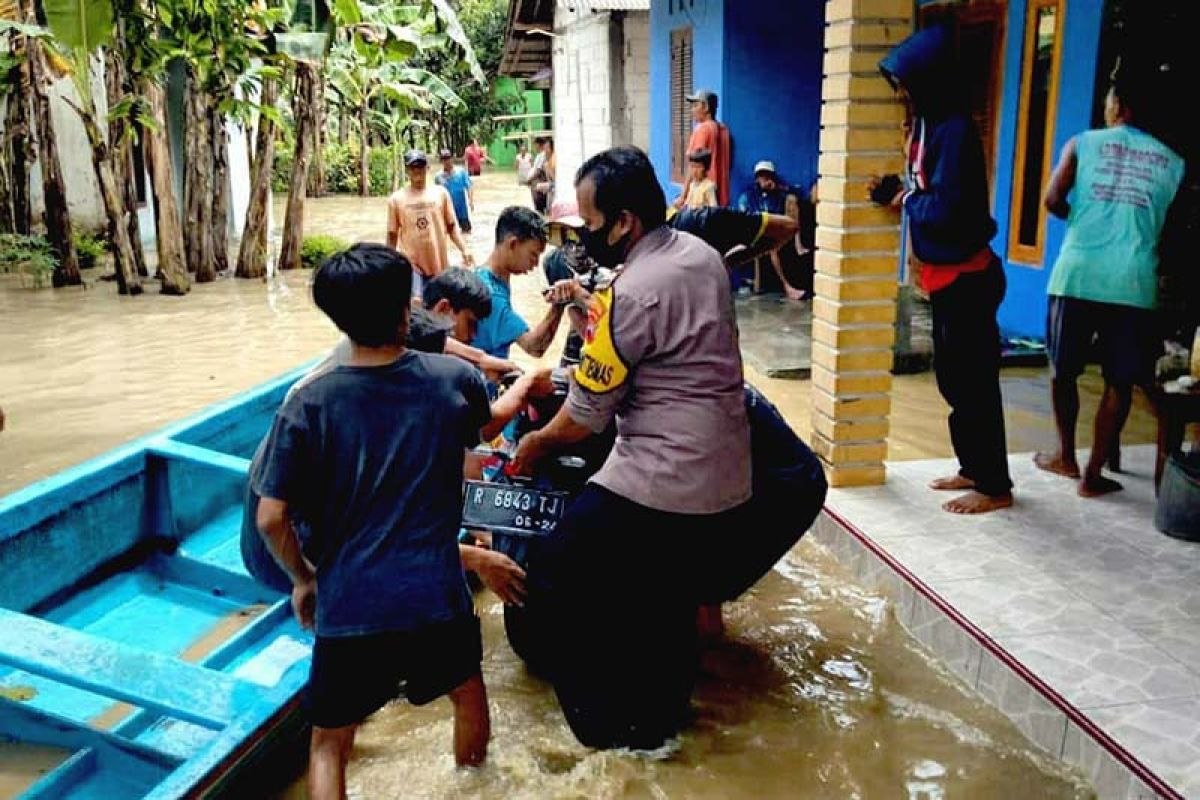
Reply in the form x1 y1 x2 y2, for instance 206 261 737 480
1033 451 1081 479
1079 475 1123 497
942 491 1013 514
929 475 975 491
784 286 808 302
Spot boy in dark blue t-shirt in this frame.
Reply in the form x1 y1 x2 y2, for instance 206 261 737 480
254 244 494 794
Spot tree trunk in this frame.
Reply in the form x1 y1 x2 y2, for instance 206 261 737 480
183 70 215 281
277 62 319 272
236 77 276 279
5 14 31 234
25 38 80 286
210 106 231 275
71 86 141 295
308 79 325 197
141 79 188 295
358 98 370 198
105 44 149 278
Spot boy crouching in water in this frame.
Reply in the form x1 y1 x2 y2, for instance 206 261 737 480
255 244 492 798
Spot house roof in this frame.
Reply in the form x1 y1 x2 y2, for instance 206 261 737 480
555 0 650 10
498 0 555 78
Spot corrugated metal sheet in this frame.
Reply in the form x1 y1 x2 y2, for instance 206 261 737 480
555 0 650 11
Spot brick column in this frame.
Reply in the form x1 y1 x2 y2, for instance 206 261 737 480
812 0 911 487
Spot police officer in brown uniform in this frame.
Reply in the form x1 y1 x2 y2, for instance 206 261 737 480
512 147 751 749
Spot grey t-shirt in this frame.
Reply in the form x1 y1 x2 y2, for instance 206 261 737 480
566 226 751 514
252 351 491 636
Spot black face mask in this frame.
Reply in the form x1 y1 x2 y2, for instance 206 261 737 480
578 215 630 269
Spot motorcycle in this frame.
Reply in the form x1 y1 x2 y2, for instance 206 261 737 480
460 370 828 673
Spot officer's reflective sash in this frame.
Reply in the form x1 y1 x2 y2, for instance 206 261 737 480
575 285 628 394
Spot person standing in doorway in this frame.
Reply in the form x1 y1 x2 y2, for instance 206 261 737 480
871 25 1014 514
435 149 475 235
675 89 731 208
463 138 492 177
1035 67 1183 496
387 150 474 299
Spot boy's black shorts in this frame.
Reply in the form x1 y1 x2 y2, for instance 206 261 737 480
304 615 482 729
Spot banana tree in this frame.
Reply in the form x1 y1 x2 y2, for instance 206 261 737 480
0 0 34 235
40 0 140 293
4 2 80 284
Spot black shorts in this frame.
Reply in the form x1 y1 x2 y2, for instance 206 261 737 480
304 616 482 729
1047 295 1158 386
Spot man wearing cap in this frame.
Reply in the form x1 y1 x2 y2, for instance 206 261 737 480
387 150 474 297
738 161 790 215
675 89 731 208
738 162 810 300
434 149 475 234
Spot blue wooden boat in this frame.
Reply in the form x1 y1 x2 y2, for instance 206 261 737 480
0 365 317 798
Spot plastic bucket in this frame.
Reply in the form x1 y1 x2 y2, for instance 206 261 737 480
1154 450 1200 541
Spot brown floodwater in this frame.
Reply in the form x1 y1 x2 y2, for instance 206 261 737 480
2 176 1091 798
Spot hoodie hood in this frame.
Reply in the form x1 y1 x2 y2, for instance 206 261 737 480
879 25 962 117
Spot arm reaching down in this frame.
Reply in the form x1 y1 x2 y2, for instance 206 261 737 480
1044 137 1078 220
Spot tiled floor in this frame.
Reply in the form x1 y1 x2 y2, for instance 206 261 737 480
821 445 1200 799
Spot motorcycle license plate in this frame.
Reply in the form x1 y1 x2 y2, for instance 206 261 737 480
462 481 569 537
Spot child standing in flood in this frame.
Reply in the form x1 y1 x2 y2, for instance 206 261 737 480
254 244 494 798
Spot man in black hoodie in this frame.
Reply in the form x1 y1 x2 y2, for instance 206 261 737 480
870 26 1014 514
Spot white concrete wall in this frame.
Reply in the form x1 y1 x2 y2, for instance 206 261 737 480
624 12 651 153
27 57 251 254
553 9 613 199
551 9 651 205
29 63 107 233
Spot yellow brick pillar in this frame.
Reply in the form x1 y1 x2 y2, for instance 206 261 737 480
812 0 912 487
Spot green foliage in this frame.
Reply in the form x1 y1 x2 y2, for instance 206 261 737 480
0 234 56 288
273 142 394 195
272 143 294 193
300 234 350 269
367 147 394 195
323 142 358 193
73 231 108 270
42 0 114 54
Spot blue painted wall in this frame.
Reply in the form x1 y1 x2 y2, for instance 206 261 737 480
650 0 726 201
946 0 1105 340
722 0 825 202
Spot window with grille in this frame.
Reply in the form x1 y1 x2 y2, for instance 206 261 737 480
670 27 693 184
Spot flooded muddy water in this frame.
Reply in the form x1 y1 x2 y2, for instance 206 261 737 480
3 176 1090 798
280 541 1090 799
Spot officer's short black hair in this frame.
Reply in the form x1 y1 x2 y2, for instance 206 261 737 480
312 243 411 347
421 267 492 319
576 146 667 233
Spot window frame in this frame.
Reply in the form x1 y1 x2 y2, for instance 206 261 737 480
669 26 693 185
1007 0 1065 267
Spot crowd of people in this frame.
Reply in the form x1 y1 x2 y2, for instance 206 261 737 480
241 24 1185 799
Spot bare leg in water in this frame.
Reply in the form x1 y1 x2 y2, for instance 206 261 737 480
448 673 490 767
309 724 357 800
1080 382 1132 497
1034 376 1083 479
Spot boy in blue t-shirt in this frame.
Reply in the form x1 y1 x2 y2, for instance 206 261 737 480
472 205 575 361
254 244 500 793
435 149 474 234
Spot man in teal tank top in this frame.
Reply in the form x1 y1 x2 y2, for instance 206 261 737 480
1036 70 1183 497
